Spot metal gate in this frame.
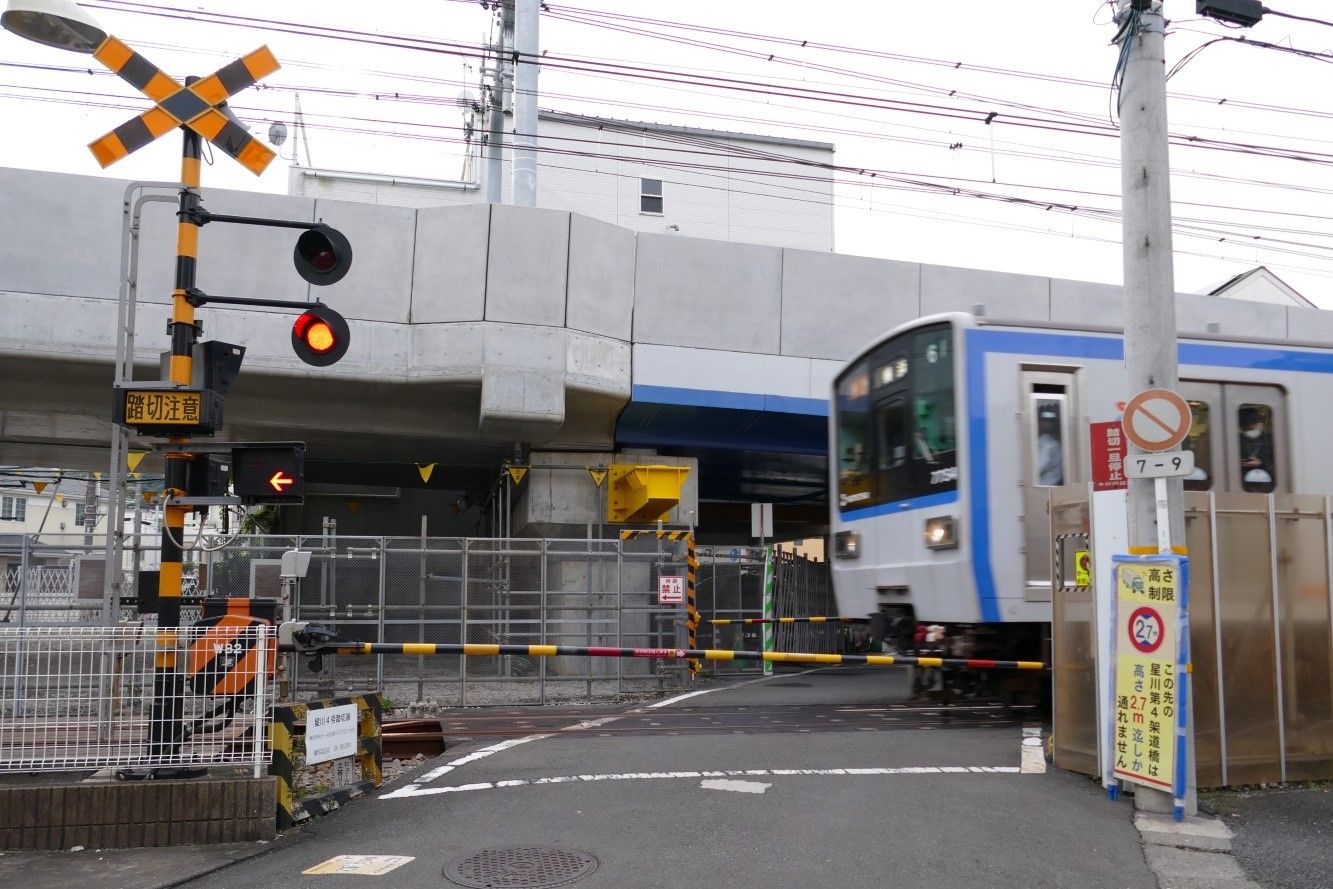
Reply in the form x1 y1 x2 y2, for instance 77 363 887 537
1051 490 1333 787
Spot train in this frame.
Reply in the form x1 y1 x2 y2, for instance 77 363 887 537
827 309 1333 662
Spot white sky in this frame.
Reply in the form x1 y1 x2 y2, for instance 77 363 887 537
3 0 1333 307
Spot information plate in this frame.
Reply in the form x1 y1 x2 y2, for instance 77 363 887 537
305 703 358 765
1110 555 1187 799
1123 450 1195 479
114 387 221 435
658 575 685 605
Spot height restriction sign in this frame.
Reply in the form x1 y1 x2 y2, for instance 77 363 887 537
1109 554 1189 810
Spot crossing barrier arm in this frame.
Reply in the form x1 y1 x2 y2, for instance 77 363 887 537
278 623 1046 672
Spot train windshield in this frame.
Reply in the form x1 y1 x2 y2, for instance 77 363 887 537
835 322 957 511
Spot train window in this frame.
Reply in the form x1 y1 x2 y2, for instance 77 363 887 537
1183 401 1212 491
877 397 909 471
1238 403 1277 493
836 364 873 509
1034 395 1065 486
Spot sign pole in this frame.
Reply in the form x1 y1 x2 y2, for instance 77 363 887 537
148 124 203 768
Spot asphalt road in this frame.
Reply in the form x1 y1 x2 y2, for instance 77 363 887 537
1205 785 1333 889
182 667 1159 889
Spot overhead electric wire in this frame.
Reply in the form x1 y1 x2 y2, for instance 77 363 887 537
8 68 1333 264
78 0 1333 170
13 0 1333 280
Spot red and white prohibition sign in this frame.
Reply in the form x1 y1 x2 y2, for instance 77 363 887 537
1122 388 1192 453
1127 606 1165 654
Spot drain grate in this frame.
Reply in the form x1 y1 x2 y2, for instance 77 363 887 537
443 847 600 888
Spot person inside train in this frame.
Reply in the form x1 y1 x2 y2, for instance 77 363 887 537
1037 405 1064 486
1239 406 1276 492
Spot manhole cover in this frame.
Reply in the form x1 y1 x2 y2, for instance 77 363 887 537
443 847 600 888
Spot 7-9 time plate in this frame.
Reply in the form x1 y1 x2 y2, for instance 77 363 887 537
1123 449 1194 479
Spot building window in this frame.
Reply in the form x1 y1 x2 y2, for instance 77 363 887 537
640 178 663 215
0 496 26 522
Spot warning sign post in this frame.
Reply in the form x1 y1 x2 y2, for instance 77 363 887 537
1108 554 1189 820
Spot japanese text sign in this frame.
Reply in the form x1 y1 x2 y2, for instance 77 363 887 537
1110 555 1188 805
1091 421 1128 491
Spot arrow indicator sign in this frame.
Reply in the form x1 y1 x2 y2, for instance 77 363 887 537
232 443 305 504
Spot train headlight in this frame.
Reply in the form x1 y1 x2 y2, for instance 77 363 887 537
834 530 860 558
923 515 958 550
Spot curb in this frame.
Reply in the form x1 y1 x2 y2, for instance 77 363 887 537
1134 812 1262 889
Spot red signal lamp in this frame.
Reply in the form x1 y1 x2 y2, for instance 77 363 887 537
291 304 350 367
293 222 353 286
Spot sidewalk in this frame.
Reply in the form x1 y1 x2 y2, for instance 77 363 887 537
0 841 276 889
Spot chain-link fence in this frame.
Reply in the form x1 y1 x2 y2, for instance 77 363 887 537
2 532 839 708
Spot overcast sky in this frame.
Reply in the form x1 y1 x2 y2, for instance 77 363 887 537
3 0 1333 307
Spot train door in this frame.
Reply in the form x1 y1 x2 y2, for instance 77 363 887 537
1177 382 1287 494
1021 369 1080 601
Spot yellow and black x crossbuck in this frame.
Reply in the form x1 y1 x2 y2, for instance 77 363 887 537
88 35 278 175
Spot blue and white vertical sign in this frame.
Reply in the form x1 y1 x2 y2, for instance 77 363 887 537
1107 554 1190 821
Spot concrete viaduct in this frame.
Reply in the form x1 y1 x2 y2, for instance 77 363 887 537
2 165 1323 538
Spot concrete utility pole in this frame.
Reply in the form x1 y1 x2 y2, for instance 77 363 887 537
511 0 540 207
1114 0 1193 816
485 2 513 204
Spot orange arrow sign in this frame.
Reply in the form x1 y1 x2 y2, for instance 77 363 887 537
268 471 295 493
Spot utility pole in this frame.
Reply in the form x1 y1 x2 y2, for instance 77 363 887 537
511 0 540 207
485 2 512 204
1114 0 1194 816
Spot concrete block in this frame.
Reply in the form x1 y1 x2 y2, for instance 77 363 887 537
171 781 190 820
921 263 1050 321
310 198 417 324
485 204 570 327
0 168 124 302
1142 846 1261 889
1136 812 1233 852
567 213 636 340
412 204 490 323
1286 304 1333 343
479 369 565 441
780 248 920 360
1050 278 1123 328
1175 291 1286 340
633 233 782 354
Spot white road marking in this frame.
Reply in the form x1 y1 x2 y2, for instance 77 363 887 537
701 778 771 794
383 765 1024 799
1021 732 1048 774
384 734 554 797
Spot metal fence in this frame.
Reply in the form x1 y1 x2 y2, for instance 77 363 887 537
1052 491 1333 788
0 532 840 709
0 625 273 774
694 546 841 666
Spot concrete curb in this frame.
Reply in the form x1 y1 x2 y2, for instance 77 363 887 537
1134 812 1263 889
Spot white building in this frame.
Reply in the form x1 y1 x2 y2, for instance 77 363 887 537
289 111 836 252
0 473 109 543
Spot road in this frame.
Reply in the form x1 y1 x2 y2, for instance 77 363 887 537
184 667 1158 889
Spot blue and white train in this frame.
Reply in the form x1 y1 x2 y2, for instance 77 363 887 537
828 310 1333 658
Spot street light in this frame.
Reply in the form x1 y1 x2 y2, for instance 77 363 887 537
1 0 106 52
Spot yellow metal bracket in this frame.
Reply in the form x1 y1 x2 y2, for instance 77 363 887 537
606 464 690 523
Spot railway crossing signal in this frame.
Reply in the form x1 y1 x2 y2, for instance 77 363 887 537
292 304 351 367
88 37 279 175
294 224 354 285
232 443 306 505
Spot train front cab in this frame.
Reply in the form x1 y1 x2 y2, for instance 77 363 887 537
830 316 980 637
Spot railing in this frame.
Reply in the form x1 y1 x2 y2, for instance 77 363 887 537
0 533 838 708
0 625 273 774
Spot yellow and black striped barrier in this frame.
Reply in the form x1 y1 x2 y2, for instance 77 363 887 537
322 640 1047 672
269 694 383 830
705 616 868 626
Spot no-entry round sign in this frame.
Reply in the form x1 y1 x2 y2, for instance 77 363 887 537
1122 388 1192 452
